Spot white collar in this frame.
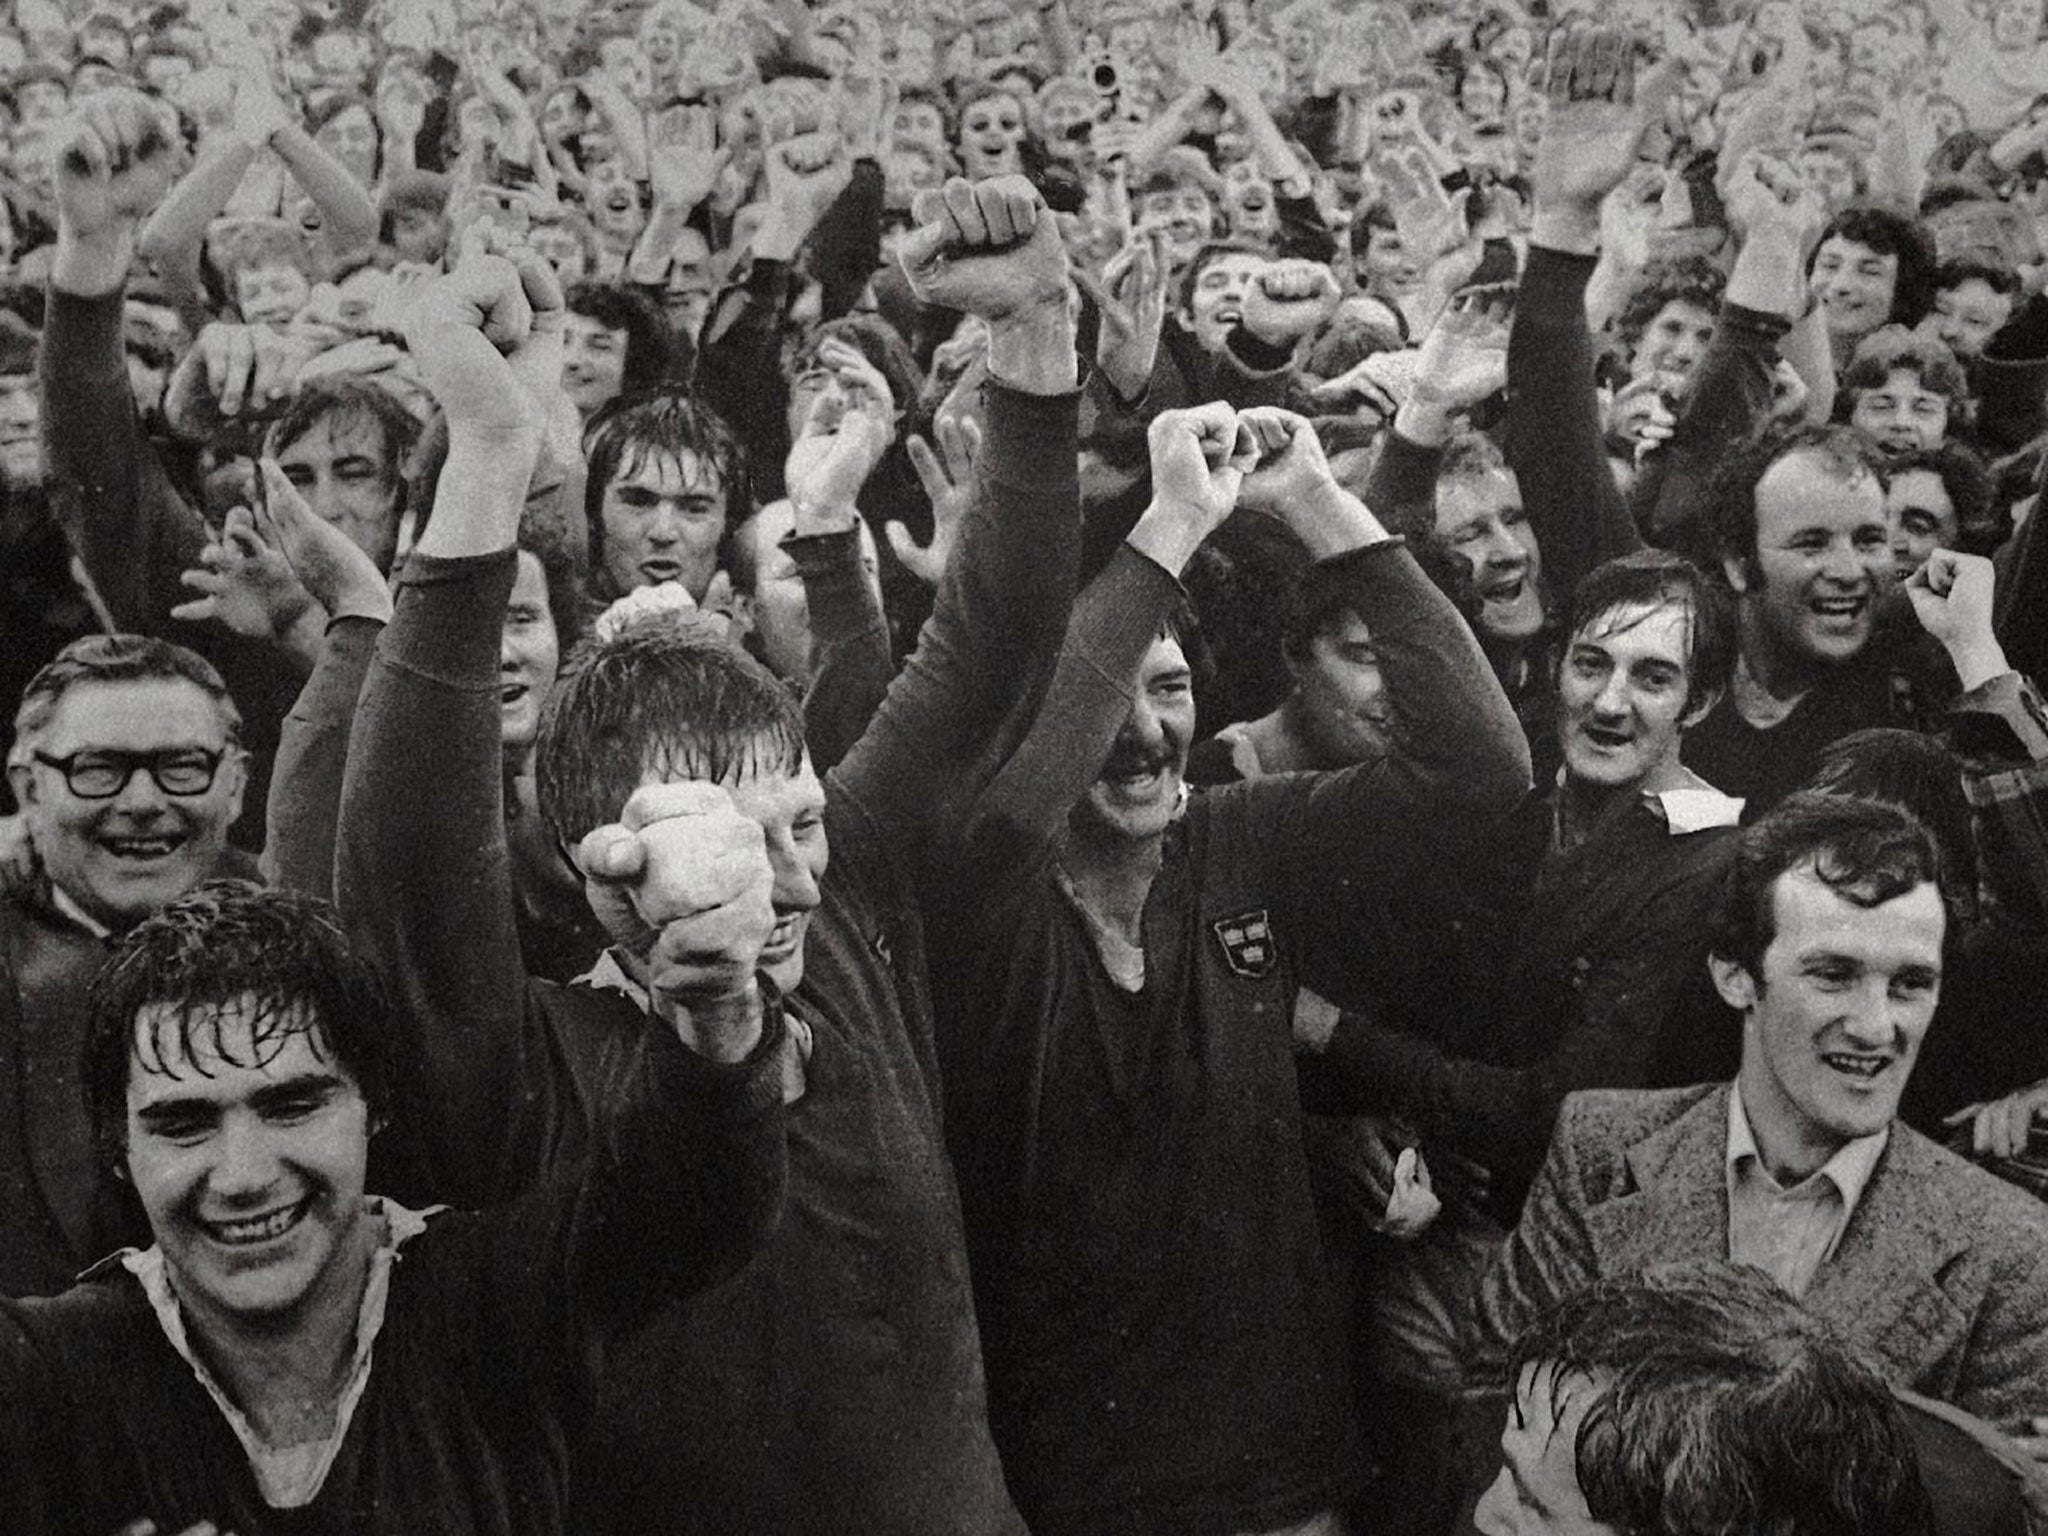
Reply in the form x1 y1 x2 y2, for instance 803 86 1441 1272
119 1198 440 1509
1726 1081 1888 1210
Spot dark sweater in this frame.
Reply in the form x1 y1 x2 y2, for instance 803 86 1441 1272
0 1013 786 1535
1681 618 1958 818
1320 784 1738 1216
338 384 1085 1536
930 536 1530 1536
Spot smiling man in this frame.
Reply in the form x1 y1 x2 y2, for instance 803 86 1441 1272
0 635 253 1296
1475 793 2048 1442
1684 425 1957 815
0 880 783 1533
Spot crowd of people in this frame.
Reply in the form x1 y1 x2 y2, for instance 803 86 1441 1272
4 0 2048 1530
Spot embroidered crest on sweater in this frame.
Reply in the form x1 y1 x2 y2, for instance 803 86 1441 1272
1212 908 1277 979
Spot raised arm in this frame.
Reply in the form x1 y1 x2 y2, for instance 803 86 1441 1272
969 402 1254 849
137 78 377 275
780 337 896 769
43 92 200 630
336 254 560 1200
831 176 1082 853
1634 154 1818 556
693 128 855 501
1507 28 1671 593
258 459 396 896
1224 415 1529 983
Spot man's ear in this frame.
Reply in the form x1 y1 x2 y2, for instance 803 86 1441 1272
220 747 252 830
1708 953 1756 1013
5 759 34 810
1680 685 1724 731
1720 550 1753 595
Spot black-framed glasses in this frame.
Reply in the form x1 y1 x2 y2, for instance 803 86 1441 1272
30 748 226 799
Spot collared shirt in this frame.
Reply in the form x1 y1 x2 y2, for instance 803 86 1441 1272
1549 764 1744 854
119 1198 439 1509
577 949 812 1103
1724 1083 1888 1298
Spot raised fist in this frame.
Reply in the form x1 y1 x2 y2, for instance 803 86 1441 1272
897 175 1069 323
1145 401 1259 536
400 251 564 443
575 781 778 1048
53 90 177 247
1241 259 1341 347
1235 408 1337 518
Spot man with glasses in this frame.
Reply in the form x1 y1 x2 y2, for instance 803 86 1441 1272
0 634 252 1296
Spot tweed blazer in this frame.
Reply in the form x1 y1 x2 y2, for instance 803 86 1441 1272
1474 1083 2048 1434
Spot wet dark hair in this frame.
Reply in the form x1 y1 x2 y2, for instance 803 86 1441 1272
1710 792 1945 979
84 882 396 1177
535 616 805 850
1806 728 1979 926
1508 1262 1935 1536
1565 550 1736 717
581 390 749 597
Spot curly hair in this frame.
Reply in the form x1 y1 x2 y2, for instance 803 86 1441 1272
1614 257 1727 361
1709 791 1945 979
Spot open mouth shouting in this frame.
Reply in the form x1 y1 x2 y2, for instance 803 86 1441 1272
1807 591 1868 629
1576 722 1632 753
1097 745 1177 804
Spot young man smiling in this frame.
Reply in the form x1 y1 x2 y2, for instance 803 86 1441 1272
1684 424 1958 814
0 881 783 1532
1475 793 2048 1447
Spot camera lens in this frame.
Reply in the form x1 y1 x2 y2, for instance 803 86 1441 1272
1093 61 1118 89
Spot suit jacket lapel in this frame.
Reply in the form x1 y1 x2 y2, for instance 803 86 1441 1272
6 898 115 1266
1586 1085 1731 1273
1804 1130 1970 1387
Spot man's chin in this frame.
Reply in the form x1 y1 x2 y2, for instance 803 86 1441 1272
760 937 807 998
